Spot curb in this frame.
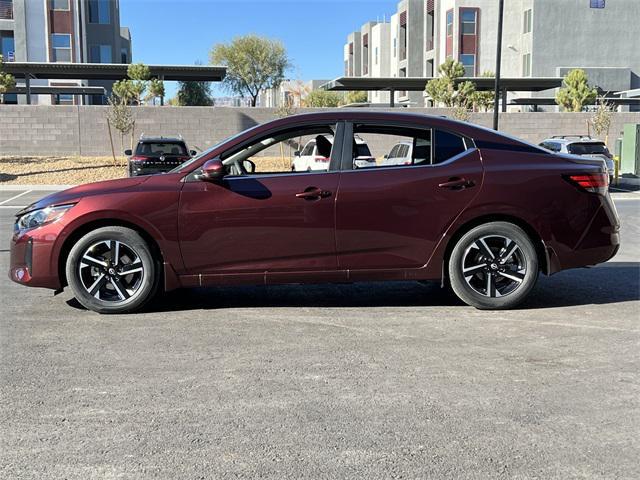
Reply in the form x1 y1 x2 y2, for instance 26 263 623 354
0 185 74 191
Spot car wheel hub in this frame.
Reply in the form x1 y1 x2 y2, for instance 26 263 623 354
78 240 145 303
461 235 527 298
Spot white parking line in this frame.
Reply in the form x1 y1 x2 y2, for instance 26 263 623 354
0 190 31 206
0 205 26 209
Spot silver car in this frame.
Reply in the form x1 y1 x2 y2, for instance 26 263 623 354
539 135 615 182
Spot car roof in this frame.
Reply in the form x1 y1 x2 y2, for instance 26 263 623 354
139 137 186 143
542 136 604 145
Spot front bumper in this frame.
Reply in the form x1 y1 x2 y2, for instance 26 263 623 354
9 223 64 290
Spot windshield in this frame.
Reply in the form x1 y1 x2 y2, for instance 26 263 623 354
136 142 187 157
567 142 609 155
168 124 262 174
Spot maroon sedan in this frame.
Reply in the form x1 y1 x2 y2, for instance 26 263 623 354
9 112 619 313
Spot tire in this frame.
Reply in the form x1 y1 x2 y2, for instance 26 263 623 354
65 226 160 314
448 222 539 310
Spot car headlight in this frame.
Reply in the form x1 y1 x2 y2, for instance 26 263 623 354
16 204 75 231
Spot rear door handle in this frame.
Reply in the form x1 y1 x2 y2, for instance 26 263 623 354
295 187 332 200
438 177 475 190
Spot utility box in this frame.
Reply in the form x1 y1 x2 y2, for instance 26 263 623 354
620 124 640 175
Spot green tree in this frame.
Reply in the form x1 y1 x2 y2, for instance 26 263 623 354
112 62 161 105
147 78 165 105
0 54 16 104
344 90 368 104
556 69 597 112
304 90 343 108
471 71 495 112
425 58 475 108
176 80 214 106
210 35 290 107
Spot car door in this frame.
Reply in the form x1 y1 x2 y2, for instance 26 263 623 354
178 122 344 283
335 122 483 275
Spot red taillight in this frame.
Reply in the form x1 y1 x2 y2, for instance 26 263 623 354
565 173 609 194
315 156 330 163
130 155 147 161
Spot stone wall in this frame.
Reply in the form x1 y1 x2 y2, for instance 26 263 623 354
1 105 639 157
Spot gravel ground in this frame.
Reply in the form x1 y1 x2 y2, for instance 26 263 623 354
0 198 638 480
0 156 128 185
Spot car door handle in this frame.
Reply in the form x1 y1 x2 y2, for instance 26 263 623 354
295 187 332 200
438 177 475 190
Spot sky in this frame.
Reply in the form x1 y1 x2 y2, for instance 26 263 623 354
120 0 399 99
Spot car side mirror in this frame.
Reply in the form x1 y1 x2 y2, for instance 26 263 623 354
383 154 389 159
197 158 226 182
294 151 301 157
243 159 256 174
124 149 132 156
190 150 197 156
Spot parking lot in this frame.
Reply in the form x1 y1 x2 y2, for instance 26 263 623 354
1 189 638 479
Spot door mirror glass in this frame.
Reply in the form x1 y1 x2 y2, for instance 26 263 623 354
124 149 132 156
198 158 226 182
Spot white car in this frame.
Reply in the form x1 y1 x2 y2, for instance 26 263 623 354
539 135 615 182
292 135 376 171
381 138 431 166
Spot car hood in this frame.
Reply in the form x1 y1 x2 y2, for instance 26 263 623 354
18 176 150 215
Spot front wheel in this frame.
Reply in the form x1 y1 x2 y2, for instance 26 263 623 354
448 222 539 310
65 227 160 314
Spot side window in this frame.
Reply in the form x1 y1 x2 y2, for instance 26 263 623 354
433 130 467 164
351 124 469 169
221 125 337 175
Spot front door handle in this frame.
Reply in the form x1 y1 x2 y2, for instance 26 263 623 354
438 177 475 190
295 187 332 200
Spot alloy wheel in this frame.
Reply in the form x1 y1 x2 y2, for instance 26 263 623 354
461 235 527 298
78 240 145 302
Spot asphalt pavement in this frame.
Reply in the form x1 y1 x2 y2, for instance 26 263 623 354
0 192 638 479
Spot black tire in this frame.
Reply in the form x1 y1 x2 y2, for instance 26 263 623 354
448 222 539 310
65 226 160 314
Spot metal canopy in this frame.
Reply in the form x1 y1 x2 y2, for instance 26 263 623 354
509 97 640 106
321 76 564 93
8 85 106 95
4 62 227 81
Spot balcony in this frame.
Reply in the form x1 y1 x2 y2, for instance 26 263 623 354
0 0 13 20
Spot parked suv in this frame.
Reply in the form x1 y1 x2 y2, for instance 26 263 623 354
125 136 197 177
539 135 615 183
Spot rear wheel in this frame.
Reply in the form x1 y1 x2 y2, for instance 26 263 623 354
65 227 160 314
448 222 539 310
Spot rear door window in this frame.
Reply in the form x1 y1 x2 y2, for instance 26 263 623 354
567 142 609 155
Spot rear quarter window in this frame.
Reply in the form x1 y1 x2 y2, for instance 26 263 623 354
433 130 467 164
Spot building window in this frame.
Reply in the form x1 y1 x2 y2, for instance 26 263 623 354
50 0 69 10
0 0 13 20
362 33 369 75
460 54 475 77
55 93 74 105
393 37 397 58
90 44 111 63
51 33 71 62
1 31 15 61
523 9 532 34
399 11 407 61
121 47 128 63
461 10 477 35
88 0 110 24
522 53 531 77
446 10 454 36
375 47 378 65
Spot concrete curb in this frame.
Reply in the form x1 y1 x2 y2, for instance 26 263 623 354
0 185 75 191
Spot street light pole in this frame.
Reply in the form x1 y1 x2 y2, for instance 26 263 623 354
493 0 505 130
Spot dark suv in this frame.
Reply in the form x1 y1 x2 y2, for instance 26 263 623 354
125 136 197 177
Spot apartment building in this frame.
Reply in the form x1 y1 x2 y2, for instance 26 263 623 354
344 0 640 109
0 0 132 104
258 80 331 108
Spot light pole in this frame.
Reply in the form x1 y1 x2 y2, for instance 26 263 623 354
493 0 505 130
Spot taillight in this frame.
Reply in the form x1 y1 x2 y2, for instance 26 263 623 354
130 155 147 161
565 173 609 194
315 156 330 163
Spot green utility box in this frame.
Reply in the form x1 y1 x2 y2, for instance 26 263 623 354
620 124 640 175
